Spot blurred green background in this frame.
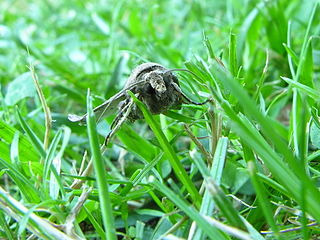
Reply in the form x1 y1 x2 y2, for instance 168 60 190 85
0 0 316 103
1 0 318 134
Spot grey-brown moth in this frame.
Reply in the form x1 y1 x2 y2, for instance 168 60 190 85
68 62 208 145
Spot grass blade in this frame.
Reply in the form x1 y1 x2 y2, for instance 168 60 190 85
149 176 228 240
128 91 202 208
192 137 229 239
86 89 117 240
0 186 73 240
15 108 46 158
43 129 62 187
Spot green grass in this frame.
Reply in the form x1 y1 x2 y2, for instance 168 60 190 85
1 0 320 239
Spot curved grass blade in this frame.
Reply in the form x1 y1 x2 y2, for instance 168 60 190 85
43 129 62 186
0 158 40 203
128 91 202 208
15 107 46 158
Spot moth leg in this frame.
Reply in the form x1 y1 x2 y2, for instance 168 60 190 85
104 98 134 147
171 82 209 105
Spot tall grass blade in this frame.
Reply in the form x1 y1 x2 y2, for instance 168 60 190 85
86 90 117 240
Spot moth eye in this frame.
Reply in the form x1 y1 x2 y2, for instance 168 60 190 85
163 74 172 85
145 83 155 94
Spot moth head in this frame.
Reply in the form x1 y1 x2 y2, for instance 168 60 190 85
145 71 167 94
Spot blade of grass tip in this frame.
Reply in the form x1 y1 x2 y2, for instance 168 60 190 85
205 178 246 230
128 91 202 208
203 31 216 61
0 211 15 240
284 21 296 77
257 173 290 198
18 202 46 236
0 187 73 240
119 170 139 196
300 38 314 88
228 32 237 77
192 137 229 239
294 2 318 82
135 221 145 239
86 89 117 240
280 77 320 101
9 131 40 202
148 190 168 213
84 207 106 240
15 107 46 158
0 120 39 164
202 216 251 240
50 126 71 199
17 199 63 237
254 50 269 101
0 158 40 203
28 63 52 150
148 176 229 240
240 216 265 240
15 39 73 81
11 131 22 169
191 137 245 230
237 1 264 65
242 142 281 240
132 152 164 186
42 129 62 190
283 44 298 74
120 153 163 196
247 161 282 239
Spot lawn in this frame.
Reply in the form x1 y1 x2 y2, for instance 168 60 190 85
1 0 320 239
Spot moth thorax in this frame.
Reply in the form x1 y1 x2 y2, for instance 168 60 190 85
146 72 166 93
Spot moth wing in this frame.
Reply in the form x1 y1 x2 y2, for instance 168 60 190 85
68 79 147 124
68 114 85 123
68 92 126 124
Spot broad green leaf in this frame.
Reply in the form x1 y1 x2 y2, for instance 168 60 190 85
5 72 36 106
310 122 320 149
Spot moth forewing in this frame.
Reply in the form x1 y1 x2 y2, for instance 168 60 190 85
67 96 122 124
104 96 135 146
68 79 148 124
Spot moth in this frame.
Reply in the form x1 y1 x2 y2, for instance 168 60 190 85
68 62 208 145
